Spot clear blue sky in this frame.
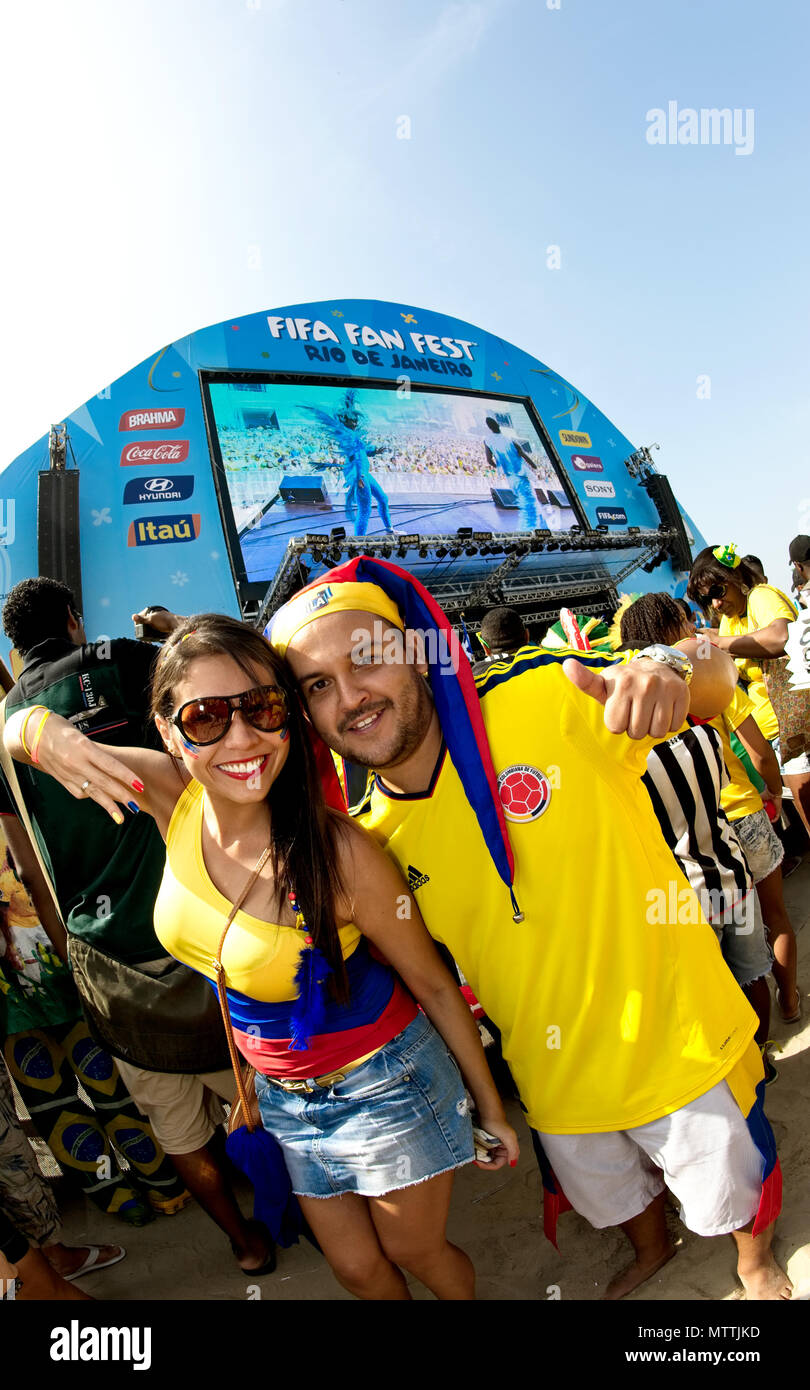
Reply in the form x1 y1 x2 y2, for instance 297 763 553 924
1 0 807 592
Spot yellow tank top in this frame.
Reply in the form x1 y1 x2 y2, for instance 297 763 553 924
154 780 361 1000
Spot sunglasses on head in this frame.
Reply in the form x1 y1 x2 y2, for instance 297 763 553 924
700 582 728 603
170 684 288 747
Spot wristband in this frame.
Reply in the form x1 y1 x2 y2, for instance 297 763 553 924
29 710 53 765
20 705 48 759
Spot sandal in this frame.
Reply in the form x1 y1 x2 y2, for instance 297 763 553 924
61 1245 127 1281
231 1219 276 1276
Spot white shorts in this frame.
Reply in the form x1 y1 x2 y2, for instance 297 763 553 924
114 1059 235 1155
537 1080 763 1236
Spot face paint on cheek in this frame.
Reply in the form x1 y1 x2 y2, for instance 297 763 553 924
278 725 289 742
179 735 200 759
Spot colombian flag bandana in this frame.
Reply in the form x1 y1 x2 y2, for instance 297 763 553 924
266 555 521 919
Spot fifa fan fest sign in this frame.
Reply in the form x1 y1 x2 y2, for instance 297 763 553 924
0 299 704 653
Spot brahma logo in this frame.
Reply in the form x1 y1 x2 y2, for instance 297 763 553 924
123 476 194 505
583 479 616 498
127 514 201 546
119 408 185 431
497 764 551 823
570 454 603 473
559 429 591 448
120 440 190 466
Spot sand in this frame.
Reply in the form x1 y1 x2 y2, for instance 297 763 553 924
49 858 810 1303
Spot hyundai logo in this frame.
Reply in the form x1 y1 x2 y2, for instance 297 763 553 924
145 477 174 491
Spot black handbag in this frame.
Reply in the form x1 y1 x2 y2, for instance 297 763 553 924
68 935 230 1073
0 698 229 1074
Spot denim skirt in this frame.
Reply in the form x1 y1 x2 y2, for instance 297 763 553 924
254 1012 475 1198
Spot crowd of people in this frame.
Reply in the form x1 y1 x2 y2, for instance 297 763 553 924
219 419 558 494
0 532 807 1303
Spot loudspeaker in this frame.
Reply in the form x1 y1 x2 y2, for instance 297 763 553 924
642 473 693 572
279 475 328 504
38 470 83 612
491 487 519 508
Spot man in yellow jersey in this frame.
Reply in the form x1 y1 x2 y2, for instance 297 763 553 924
268 557 790 1301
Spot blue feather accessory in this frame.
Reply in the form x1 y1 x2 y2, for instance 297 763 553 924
288 891 334 1051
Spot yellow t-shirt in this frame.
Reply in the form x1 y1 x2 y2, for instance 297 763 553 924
720 584 797 740
358 649 757 1134
709 685 763 822
154 780 361 999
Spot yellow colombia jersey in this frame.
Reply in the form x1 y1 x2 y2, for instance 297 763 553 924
711 685 763 822
720 584 797 741
358 648 758 1134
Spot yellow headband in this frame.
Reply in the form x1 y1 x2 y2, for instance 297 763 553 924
268 581 404 657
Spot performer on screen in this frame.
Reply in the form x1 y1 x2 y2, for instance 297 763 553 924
306 390 395 536
483 416 540 530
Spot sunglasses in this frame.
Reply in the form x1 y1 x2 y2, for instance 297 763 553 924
170 684 288 747
699 582 728 604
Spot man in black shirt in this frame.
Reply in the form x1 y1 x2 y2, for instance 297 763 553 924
1 578 274 1275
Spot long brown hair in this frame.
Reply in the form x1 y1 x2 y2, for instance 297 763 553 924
151 614 349 1002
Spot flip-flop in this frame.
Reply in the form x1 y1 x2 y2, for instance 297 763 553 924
63 1245 127 1281
231 1219 277 1276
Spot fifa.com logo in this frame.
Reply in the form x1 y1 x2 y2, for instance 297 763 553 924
350 621 461 674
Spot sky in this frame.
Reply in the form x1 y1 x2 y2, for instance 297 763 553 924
1 0 807 593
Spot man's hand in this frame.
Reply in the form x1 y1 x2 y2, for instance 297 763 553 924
563 657 690 739
131 607 182 637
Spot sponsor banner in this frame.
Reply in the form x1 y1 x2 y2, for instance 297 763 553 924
120 440 190 466
127 513 201 546
583 479 616 498
570 454 603 473
596 506 628 525
559 429 591 448
123 476 195 505
119 408 186 432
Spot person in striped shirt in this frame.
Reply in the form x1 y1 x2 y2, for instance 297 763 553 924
619 594 774 1057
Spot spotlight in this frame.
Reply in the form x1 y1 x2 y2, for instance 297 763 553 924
465 546 477 557
311 548 323 563
449 546 461 559
380 543 393 559
418 545 429 558
436 546 448 559
328 545 342 563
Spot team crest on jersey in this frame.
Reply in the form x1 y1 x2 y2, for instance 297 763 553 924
497 764 551 823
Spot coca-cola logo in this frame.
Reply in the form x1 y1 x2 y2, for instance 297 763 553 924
119 408 185 431
120 440 190 466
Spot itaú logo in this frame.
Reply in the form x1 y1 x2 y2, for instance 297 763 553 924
120 440 190 465
127 513 201 546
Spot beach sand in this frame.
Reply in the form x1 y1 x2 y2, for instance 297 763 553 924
50 857 810 1302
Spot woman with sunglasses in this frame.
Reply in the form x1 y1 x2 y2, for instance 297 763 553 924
4 614 518 1301
687 546 804 1024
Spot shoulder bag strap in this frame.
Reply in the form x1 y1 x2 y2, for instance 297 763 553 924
212 845 272 1132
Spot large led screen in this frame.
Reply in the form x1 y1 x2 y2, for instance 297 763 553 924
204 377 579 585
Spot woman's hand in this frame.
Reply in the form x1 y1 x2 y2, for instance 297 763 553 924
9 711 145 824
473 1114 520 1172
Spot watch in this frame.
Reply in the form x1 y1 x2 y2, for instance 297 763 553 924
632 644 693 686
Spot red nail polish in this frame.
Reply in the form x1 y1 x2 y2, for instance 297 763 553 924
132 779 144 792
510 1159 517 1168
